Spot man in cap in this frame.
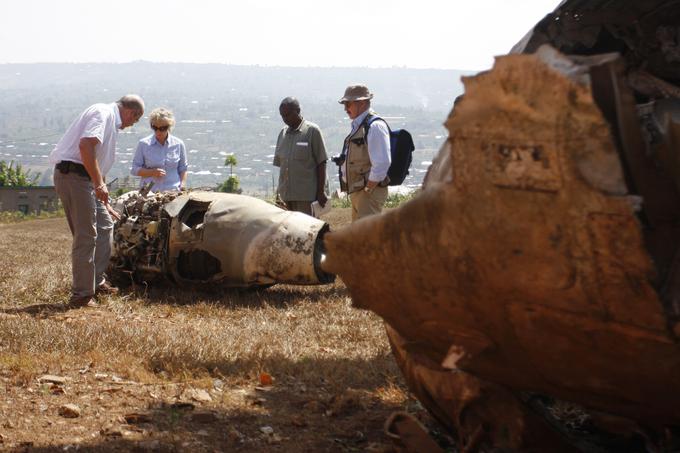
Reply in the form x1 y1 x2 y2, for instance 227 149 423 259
49 94 145 307
338 84 391 221
273 97 328 215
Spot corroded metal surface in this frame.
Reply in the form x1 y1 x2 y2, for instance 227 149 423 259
323 45 680 450
111 191 334 288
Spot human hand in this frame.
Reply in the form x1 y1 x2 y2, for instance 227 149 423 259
94 183 109 204
153 168 166 178
105 202 121 221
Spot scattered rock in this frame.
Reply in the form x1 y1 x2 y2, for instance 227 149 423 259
260 426 274 435
197 429 209 436
267 434 282 444
38 375 69 385
94 373 108 380
212 379 224 391
100 425 123 437
50 384 65 395
58 404 81 418
188 389 212 403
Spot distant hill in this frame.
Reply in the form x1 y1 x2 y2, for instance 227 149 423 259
0 63 473 194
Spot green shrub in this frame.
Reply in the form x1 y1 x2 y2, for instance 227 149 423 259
0 208 65 224
216 175 242 194
385 190 418 208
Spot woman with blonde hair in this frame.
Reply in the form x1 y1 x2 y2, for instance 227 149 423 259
131 107 188 191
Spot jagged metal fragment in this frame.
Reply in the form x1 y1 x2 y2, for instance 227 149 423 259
111 191 334 288
322 46 680 451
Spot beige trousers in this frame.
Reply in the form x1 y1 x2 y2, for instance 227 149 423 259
349 186 388 222
54 169 114 298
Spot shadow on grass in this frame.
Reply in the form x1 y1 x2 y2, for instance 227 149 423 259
3 355 431 453
0 303 70 316
122 282 350 309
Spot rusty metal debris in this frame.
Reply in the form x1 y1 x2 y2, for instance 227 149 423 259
111 191 334 288
323 0 680 451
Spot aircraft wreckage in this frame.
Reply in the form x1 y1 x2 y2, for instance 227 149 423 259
322 0 680 451
110 191 334 288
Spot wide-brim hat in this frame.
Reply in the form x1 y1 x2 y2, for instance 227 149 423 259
338 85 373 103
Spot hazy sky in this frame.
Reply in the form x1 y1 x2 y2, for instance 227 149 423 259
1 0 560 70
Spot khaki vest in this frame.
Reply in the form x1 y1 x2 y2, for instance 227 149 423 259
344 126 373 194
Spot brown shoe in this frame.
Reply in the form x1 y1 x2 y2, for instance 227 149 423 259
69 296 98 308
95 281 119 296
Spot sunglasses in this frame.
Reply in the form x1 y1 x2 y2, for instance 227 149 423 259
152 125 169 132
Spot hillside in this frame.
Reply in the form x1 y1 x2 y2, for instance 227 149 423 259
0 63 471 194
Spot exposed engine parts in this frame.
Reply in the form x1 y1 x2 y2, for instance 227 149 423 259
111 191 334 288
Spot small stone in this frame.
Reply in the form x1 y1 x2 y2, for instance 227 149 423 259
212 379 224 390
189 389 212 403
267 434 282 444
58 404 81 418
260 426 274 435
38 375 69 385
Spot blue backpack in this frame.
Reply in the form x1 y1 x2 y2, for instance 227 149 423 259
363 114 415 186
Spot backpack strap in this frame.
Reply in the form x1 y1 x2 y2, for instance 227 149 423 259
362 113 392 140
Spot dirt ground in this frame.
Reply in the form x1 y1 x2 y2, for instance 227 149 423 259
0 208 449 452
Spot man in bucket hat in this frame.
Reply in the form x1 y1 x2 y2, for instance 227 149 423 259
337 84 391 221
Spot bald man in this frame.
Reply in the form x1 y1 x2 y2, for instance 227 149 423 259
273 97 328 215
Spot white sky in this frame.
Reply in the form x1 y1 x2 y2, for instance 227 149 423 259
0 0 561 70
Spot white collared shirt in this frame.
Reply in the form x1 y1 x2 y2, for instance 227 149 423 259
341 109 391 183
49 102 122 175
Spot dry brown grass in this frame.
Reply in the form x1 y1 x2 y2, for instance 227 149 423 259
0 210 434 452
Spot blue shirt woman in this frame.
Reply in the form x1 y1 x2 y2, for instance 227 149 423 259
131 108 188 191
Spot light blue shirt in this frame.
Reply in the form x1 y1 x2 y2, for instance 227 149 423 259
131 134 188 191
342 109 391 183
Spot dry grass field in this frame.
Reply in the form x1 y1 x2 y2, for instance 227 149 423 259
0 208 443 452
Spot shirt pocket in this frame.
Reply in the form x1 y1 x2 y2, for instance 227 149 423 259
165 149 180 169
293 142 309 160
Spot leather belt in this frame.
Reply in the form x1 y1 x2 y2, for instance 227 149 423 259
55 161 90 180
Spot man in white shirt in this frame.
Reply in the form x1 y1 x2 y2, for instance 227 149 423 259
49 95 145 307
338 85 391 221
